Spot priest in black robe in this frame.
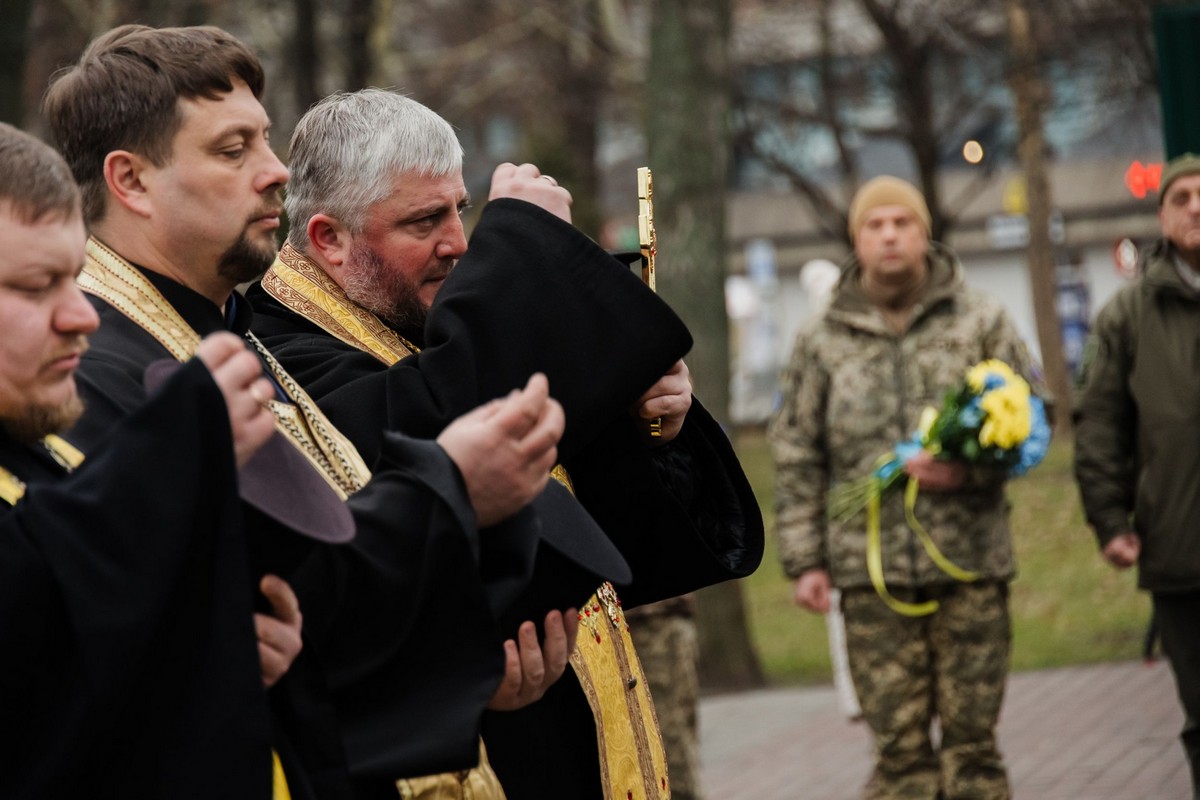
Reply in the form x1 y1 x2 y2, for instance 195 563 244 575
1 356 282 798
247 89 765 799
0 120 286 797
44 24 582 800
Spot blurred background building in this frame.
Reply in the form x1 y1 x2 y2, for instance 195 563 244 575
1 0 1177 426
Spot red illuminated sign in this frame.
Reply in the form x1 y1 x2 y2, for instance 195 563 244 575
1125 161 1163 199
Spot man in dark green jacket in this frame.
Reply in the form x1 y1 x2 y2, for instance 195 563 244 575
1074 152 1200 796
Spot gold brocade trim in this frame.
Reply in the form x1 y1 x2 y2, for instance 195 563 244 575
272 750 292 800
550 464 574 493
80 238 200 360
43 435 85 470
80 238 371 498
245 332 371 497
261 243 666 800
0 435 88 506
572 584 669 800
396 740 506 799
0 466 26 506
263 244 417 364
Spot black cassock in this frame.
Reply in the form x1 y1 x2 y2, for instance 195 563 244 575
0 359 271 798
249 198 766 799
69 264 518 798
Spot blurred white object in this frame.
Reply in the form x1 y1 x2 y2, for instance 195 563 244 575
800 259 841 311
827 589 862 720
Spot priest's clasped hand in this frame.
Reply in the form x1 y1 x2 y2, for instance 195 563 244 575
635 359 692 443
488 162 573 224
255 574 303 688
487 609 580 711
436 372 564 527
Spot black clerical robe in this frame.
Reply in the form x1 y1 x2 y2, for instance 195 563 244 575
249 198 765 799
69 253 512 797
0 359 271 798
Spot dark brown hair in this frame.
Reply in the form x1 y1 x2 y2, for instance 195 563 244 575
0 122 80 224
43 24 264 224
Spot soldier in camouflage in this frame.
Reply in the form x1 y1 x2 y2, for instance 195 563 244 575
768 177 1048 800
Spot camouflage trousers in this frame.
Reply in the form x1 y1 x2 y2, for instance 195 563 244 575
841 581 1011 800
628 607 703 800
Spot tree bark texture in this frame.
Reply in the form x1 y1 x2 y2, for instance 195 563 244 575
1007 0 1073 432
647 0 764 691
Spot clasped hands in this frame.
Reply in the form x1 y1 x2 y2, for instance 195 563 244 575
195 334 633 709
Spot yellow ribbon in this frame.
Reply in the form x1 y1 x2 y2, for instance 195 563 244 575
903 478 980 584
272 750 291 800
864 476 979 617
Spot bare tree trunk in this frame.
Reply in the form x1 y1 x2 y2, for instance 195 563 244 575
344 0 374 90
20 0 88 136
858 0 945 240
524 4 606 240
647 0 764 692
1007 0 1073 430
1 0 34 126
291 0 321 114
816 0 858 203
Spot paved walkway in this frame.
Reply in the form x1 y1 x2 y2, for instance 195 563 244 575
700 660 1190 799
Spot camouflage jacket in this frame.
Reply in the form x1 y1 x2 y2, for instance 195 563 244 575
768 244 1046 589
1074 240 1200 593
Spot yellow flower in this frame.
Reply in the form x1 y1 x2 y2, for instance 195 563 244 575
966 359 1022 393
917 405 939 446
978 384 1032 448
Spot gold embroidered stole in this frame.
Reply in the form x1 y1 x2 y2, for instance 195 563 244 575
0 467 22 506
263 246 669 800
80 238 371 499
263 243 418 364
0 435 84 506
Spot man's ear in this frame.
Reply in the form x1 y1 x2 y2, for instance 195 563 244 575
103 151 154 218
307 214 353 270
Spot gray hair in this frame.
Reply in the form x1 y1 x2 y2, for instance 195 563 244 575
285 88 463 249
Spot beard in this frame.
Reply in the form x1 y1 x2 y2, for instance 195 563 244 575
342 242 434 332
217 229 279 286
218 195 284 286
2 394 85 443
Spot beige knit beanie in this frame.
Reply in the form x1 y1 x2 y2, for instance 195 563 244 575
847 176 932 240
1159 153 1200 205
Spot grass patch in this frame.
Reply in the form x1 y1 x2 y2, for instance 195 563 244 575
732 429 1149 685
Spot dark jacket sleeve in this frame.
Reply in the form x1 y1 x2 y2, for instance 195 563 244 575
1073 287 1139 546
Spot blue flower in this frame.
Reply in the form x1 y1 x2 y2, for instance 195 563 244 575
982 373 1006 391
958 397 983 428
1010 397 1050 476
874 438 922 482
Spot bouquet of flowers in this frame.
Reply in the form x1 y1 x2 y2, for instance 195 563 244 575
828 359 1051 616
